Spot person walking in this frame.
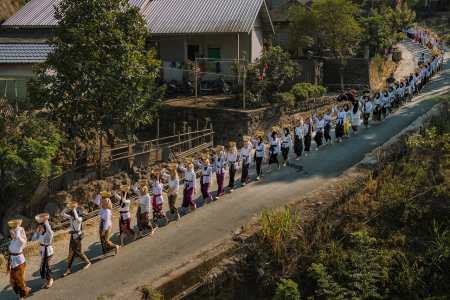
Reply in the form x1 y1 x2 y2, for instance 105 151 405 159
267 128 281 172
313 112 325 150
239 137 253 185
197 154 213 204
113 186 137 246
162 163 181 220
7 219 31 300
151 168 169 228
279 126 292 166
32 213 54 289
303 116 313 156
251 132 266 180
61 202 90 277
293 116 303 160
226 143 238 193
212 146 226 199
133 180 154 237
95 192 119 259
179 158 197 212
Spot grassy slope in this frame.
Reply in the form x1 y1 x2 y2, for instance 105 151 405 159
417 12 450 44
0 0 29 24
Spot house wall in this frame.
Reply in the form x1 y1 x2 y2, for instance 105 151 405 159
158 34 253 83
271 22 291 51
0 63 35 102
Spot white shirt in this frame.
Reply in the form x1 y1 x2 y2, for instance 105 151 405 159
226 150 238 170
334 105 347 124
268 133 281 154
8 228 26 269
302 118 313 136
313 114 325 132
162 169 180 195
382 93 390 107
212 156 227 174
251 137 266 159
114 192 131 220
279 128 292 148
362 101 373 113
32 221 54 258
373 97 382 109
179 163 197 189
133 183 151 213
152 181 164 206
239 144 253 165
94 194 112 231
323 108 334 126
196 159 213 184
61 207 83 239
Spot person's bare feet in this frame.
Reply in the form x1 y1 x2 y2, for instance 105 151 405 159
164 218 169 226
295 156 299 160
83 262 91 269
170 216 175 221
315 148 319 151
230 189 234 193
150 229 154 235
267 169 271 173
115 245 119 254
62 270 71 277
330 141 333 144
277 165 281 170
46 279 53 289
256 176 260 181
120 243 124 247
101 253 108 260
283 163 286 167
176 213 180 219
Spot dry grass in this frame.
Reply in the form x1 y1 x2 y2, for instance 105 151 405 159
417 13 450 44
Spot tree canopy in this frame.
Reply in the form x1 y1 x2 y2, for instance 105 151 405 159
28 0 165 146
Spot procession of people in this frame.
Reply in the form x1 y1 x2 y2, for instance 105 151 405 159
5 29 446 299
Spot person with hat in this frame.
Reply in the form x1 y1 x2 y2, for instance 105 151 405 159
133 181 154 237
350 99 361 134
334 103 347 142
361 95 372 129
7 219 31 299
113 186 137 245
267 128 281 172
250 133 266 180
95 193 119 258
32 213 54 288
323 106 335 146
239 137 253 185
418 52 425 66
349 90 358 107
279 126 292 166
151 168 169 227
162 164 180 220
226 143 238 192
313 112 325 150
345 88 354 103
386 73 396 86
293 117 304 160
372 92 382 125
60 203 91 277
337 90 348 102
179 159 197 212
388 85 395 113
343 103 351 138
360 84 371 98
302 115 313 155
196 154 214 203
212 146 226 198
381 89 390 121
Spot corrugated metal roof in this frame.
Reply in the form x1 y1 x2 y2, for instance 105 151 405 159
142 0 274 34
3 0 151 27
0 43 55 63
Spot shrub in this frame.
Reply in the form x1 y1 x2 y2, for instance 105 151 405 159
291 83 326 100
273 279 301 300
271 92 295 108
291 85 308 101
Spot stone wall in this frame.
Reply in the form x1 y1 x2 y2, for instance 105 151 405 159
292 58 324 86
155 96 336 149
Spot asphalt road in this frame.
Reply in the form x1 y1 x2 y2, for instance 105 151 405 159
1 40 449 300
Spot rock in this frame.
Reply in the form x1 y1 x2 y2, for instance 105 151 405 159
54 191 73 205
74 172 83 180
107 164 121 177
78 177 89 185
11 214 32 228
44 202 59 215
72 180 79 187
133 172 142 181
113 179 122 190
33 178 50 204
83 171 97 181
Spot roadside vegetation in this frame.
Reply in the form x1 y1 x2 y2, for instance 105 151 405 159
230 95 450 299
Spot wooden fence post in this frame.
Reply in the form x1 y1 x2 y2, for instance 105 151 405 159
14 80 18 113
188 126 192 150
156 118 160 145
178 131 181 155
210 123 214 146
173 123 176 142
196 119 199 147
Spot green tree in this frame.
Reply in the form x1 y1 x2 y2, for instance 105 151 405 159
380 4 416 35
359 14 392 54
3 113 62 198
287 4 316 50
28 0 165 177
288 0 361 90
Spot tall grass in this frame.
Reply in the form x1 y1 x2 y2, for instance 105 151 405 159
260 205 300 262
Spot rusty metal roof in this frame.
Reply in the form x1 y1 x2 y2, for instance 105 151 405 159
3 0 151 27
142 0 274 34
